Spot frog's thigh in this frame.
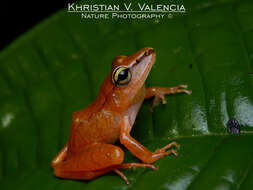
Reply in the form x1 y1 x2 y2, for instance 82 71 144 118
53 143 124 180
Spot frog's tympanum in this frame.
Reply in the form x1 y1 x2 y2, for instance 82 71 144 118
51 47 191 184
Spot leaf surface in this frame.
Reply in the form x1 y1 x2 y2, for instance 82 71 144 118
0 0 253 189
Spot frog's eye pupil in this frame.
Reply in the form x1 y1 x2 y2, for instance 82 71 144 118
118 70 128 81
112 66 131 86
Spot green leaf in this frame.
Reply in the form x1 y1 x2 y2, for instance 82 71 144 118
1 0 253 189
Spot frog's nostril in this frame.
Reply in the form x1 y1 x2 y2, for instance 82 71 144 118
145 48 155 56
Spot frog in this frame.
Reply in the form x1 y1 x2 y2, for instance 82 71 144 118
51 47 191 184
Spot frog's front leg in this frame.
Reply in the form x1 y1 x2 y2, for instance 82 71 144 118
145 85 192 111
120 116 180 164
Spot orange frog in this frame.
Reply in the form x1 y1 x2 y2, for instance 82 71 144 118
51 47 191 184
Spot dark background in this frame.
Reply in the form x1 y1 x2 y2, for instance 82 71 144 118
2 1 76 51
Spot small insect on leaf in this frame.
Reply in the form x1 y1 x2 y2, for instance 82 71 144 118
227 119 240 134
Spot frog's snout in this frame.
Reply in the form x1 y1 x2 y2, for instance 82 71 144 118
136 47 155 64
144 48 155 56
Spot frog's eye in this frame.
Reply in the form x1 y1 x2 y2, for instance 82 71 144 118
112 66 131 86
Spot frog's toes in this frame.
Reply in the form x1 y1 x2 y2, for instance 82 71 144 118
185 90 192 95
179 84 188 89
170 149 179 156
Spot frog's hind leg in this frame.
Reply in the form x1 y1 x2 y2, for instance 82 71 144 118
114 162 158 184
53 143 125 180
119 163 158 170
114 169 130 184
